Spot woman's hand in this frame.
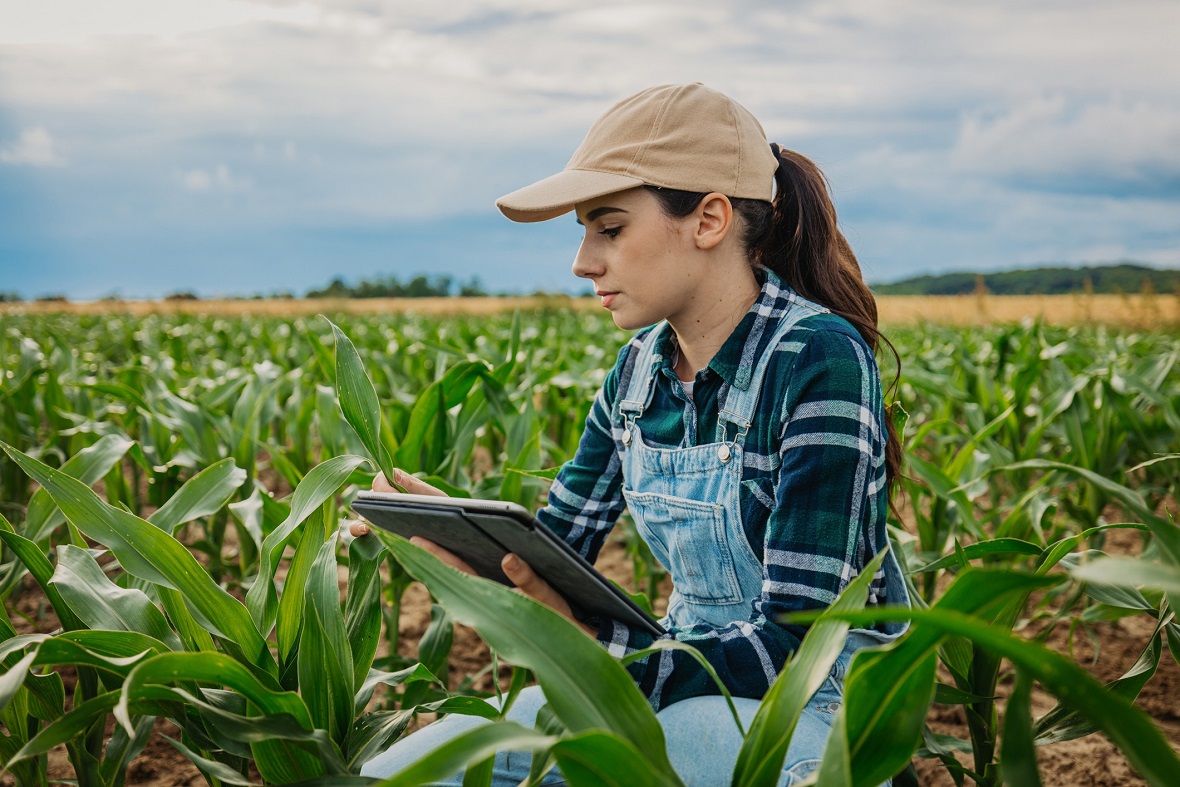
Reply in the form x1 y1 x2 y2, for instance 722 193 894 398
349 469 446 539
500 552 597 637
349 470 595 637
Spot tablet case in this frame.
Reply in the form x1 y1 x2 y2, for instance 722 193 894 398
351 492 666 638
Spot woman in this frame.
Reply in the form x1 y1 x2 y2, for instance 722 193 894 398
355 82 910 786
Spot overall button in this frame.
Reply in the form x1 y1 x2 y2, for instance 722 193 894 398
717 443 731 463
622 428 632 446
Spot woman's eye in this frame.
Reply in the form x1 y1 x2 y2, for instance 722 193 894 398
598 227 621 238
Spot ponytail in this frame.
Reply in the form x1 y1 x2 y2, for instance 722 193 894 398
758 146 903 515
645 146 904 517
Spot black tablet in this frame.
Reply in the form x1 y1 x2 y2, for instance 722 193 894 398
351 491 666 638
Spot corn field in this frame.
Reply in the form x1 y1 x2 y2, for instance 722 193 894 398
1 308 1178 786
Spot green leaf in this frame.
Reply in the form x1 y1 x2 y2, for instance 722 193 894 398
160 734 261 786
733 548 890 787
323 316 395 483
1071 557 1180 595
0 527 85 631
0 441 276 677
913 539 1042 574
277 508 327 662
346 709 414 770
813 708 853 786
23 433 134 543
246 453 369 636
114 651 331 780
50 545 182 650
999 669 1043 787
346 528 386 695
785 569 1059 787
372 720 555 787
147 457 247 534
933 683 995 705
551 730 683 787
299 537 355 744
809 605 1180 787
372 530 681 781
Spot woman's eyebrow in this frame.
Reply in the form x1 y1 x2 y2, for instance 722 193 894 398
575 207 628 226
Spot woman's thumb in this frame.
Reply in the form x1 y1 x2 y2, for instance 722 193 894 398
393 467 448 497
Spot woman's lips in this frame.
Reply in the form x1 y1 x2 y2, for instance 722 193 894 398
599 292 618 308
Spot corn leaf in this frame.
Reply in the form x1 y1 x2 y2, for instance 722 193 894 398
323 316 395 483
50 545 182 650
550 730 683 787
299 537 355 745
0 441 276 678
999 669 1043 787
147 457 247 534
246 453 369 636
733 549 889 787
372 530 682 782
373 720 556 787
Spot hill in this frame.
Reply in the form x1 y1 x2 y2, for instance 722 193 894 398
871 263 1180 296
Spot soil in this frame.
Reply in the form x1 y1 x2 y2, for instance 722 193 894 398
3 520 1177 785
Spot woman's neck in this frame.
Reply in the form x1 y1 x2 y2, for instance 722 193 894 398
668 267 760 381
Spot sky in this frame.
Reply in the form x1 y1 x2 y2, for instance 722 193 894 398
1 0 1178 299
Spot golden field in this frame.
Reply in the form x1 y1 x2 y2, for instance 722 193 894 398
5 292 1179 327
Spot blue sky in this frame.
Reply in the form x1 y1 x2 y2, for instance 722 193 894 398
1 0 1178 299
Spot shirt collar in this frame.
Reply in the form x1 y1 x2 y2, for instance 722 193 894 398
655 267 794 392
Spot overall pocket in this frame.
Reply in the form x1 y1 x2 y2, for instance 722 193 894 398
622 489 743 605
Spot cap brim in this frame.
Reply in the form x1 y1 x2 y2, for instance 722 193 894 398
495 168 645 223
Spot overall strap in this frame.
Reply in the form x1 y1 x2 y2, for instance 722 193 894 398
617 322 668 423
716 292 831 443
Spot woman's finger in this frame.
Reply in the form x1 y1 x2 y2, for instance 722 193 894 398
502 554 564 609
372 468 448 497
372 472 397 493
349 521 370 537
502 554 596 636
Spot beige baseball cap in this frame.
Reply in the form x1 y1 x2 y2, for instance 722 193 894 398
496 83 778 223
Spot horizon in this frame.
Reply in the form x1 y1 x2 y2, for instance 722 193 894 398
2 1 1178 300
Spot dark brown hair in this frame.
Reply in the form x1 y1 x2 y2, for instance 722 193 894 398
645 146 903 515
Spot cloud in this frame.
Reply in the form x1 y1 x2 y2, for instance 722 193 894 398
0 127 66 166
952 96 1180 194
180 164 252 192
1 1 1178 297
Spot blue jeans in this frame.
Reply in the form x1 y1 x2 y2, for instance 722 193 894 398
360 661 850 786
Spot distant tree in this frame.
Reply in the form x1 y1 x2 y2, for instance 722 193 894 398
872 263 1180 296
459 277 488 297
0 291 23 303
164 291 200 301
35 294 68 303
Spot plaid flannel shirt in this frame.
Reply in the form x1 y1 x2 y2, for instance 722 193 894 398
535 268 892 711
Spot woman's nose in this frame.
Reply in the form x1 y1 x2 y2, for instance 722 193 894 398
571 240 600 279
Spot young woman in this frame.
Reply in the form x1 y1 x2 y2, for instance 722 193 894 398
354 82 910 786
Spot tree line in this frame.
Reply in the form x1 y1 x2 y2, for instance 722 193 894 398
872 263 1180 296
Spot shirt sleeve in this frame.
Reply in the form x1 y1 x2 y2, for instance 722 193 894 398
594 327 887 711
534 346 628 565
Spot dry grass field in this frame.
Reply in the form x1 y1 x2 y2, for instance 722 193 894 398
6 292 1180 327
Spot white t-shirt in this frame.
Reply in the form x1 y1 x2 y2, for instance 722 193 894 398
679 377 695 398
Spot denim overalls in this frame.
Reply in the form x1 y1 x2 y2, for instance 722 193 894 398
612 293 910 783
362 294 910 786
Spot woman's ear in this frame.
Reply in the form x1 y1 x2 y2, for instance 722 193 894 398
693 193 734 251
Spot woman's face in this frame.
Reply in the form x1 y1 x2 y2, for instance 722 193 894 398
571 187 704 331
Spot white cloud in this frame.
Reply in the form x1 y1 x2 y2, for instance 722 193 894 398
0 127 66 166
952 96 1180 185
180 164 252 192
